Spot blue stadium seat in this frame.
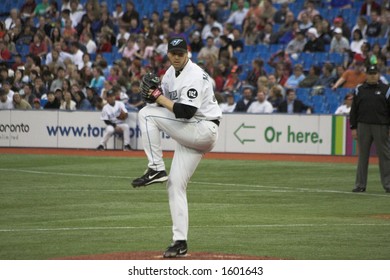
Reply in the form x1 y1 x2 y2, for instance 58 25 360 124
295 88 312 104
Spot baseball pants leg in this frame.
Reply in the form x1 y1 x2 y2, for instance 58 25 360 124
372 124 390 190
355 123 373 189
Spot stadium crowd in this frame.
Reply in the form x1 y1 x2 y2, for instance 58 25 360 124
0 0 390 115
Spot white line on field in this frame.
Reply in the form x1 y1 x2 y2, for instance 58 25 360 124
0 223 389 233
1 168 390 198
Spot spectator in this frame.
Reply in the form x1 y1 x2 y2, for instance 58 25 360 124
219 92 236 113
350 29 366 56
246 58 267 90
298 12 313 33
96 89 131 151
268 50 292 75
0 88 14 109
69 41 84 70
314 62 337 88
74 90 93 110
278 88 312 114
169 0 185 29
330 28 350 54
352 16 368 39
298 0 319 22
20 0 37 19
112 3 124 26
0 39 11 61
299 65 321 88
335 92 353 115
32 97 41 109
332 16 351 40
285 64 305 89
29 33 48 58
12 92 32 110
81 32 97 54
5 8 19 30
32 0 50 17
44 91 61 109
303 27 325 52
201 14 223 40
198 36 219 61
127 80 144 111
222 65 242 93
273 2 289 24
267 85 284 111
285 30 307 54
60 91 76 110
120 36 140 62
234 86 254 112
360 0 381 16
226 0 248 26
366 10 382 38
332 61 367 89
247 90 273 113
218 35 233 60
380 8 390 37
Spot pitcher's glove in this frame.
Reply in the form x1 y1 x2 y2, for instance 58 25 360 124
141 73 163 103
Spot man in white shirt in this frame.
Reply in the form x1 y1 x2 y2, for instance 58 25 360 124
247 90 274 113
219 92 236 112
70 42 84 70
225 0 248 27
201 14 223 40
0 88 14 109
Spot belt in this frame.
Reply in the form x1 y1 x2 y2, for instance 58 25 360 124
210 119 220 126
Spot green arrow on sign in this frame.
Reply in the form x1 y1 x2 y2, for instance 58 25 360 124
234 123 256 144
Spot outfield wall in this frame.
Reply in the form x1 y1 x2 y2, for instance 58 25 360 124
0 110 356 155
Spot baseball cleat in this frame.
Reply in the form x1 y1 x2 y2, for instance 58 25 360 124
96 145 105 151
132 168 168 187
123 144 132 151
352 187 366 192
163 240 188 258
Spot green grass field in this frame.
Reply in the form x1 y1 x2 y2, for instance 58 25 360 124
0 153 389 260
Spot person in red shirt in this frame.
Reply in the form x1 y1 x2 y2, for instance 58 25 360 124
0 39 11 61
29 33 48 58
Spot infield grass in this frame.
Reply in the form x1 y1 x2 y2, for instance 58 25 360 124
0 153 389 260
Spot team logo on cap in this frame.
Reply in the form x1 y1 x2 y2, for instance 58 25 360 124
171 39 184 46
187 88 198 99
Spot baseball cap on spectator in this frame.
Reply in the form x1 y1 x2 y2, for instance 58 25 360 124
367 64 379 74
334 27 342 34
168 37 188 53
307 27 318 38
33 98 40 104
333 17 343 24
55 87 63 92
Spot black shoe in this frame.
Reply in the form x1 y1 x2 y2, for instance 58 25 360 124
163 240 188 258
96 145 105 151
385 189 390 193
132 168 168 187
352 187 366 192
123 144 132 151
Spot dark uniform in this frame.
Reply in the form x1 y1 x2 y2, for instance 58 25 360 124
350 65 390 193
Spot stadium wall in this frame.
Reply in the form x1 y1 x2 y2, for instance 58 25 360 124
0 110 356 156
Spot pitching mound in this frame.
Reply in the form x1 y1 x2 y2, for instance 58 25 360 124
57 251 281 260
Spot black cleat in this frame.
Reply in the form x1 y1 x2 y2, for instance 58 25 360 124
352 187 366 193
123 144 132 151
96 145 105 151
163 240 188 258
132 168 168 187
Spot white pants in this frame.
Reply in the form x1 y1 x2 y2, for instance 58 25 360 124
139 105 218 241
100 123 130 146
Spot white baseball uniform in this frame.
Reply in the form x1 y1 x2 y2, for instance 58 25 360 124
100 100 130 147
138 59 222 241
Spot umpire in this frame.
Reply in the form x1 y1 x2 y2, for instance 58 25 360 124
350 64 390 193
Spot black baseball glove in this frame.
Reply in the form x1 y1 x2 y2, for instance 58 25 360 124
141 73 163 103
